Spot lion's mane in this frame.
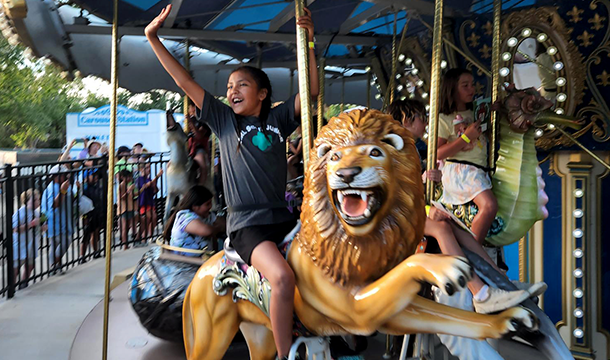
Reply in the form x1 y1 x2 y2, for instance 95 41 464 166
297 109 426 287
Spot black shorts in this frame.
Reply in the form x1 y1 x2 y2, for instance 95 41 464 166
229 220 297 265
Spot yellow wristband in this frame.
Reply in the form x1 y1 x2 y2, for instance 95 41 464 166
425 205 431 217
460 133 471 144
308 41 315 49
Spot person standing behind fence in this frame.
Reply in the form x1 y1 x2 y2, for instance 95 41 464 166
118 169 138 250
12 189 45 287
80 168 104 262
137 163 163 244
41 165 74 274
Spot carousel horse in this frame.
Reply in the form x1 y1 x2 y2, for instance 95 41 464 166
165 110 195 220
182 109 539 360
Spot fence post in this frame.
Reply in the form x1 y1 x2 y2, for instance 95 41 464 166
4 164 15 299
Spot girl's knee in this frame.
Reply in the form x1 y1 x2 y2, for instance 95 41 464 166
270 267 295 295
480 197 498 214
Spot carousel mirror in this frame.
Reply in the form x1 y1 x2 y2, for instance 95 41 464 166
500 8 585 118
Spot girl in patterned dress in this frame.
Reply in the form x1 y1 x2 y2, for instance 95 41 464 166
437 69 498 245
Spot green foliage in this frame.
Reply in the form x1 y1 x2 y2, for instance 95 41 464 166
324 104 361 120
0 34 183 149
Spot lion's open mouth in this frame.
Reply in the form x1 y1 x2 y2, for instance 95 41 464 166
333 188 383 226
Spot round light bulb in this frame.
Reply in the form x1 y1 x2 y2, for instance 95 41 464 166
573 209 584 218
535 129 544 138
547 124 556 130
370 80 376 86
405 58 413 65
554 61 564 70
573 229 583 238
547 46 558 55
441 60 447 69
502 52 512 61
537 33 548 42
374 94 381 100
395 74 402 80
557 93 567 102
500 67 510 77
555 108 565 115
398 54 406 62
409 93 415 99
573 328 584 338
522 28 532 37
508 37 519 47
416 80 424 87
365 66 371 72
574 308 584 318
397 84 404 91
574 189 584 198
573 288 584 298
411 68 419 75
573 248 584 258
556 77 566 86
400 96 406 101
421 92 429 98
574 268 583 278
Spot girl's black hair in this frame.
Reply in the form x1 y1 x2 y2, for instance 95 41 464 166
230 66 273 151
387 99 427 126
162 185 214 241
440 68 474 115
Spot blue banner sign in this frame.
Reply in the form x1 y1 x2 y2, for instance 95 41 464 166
77 105 149 127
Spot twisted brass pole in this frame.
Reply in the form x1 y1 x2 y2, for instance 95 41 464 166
183 39 190 132
366 70 371 109
426 0 445 202
317 57 325 134
389 12 397 105
102 0 119 358
489 0 501 170
381 17 410 111
295 0 312 168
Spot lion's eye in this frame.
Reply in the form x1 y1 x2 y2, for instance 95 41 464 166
370 148 383 157
317 144 331 158
330 153 341 162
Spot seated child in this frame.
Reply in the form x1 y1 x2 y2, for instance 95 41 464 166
163 186 224 256
387 99 546 314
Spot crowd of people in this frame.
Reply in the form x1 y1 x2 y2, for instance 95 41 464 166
10 141 166 285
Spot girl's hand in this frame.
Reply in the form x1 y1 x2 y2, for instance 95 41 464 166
127 184 135 194
28 218 40 228
428 206 451 221
464 119 482 141
60 180 71 193
145 5 171 39
424 169 442 183
296 7 314 40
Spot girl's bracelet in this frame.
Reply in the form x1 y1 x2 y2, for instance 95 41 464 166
460 134 471 144
425 205 431 217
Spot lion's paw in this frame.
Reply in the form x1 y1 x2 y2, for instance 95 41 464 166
412 254 473 296
496 306 540 337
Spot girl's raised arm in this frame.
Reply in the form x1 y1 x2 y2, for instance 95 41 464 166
145 5 205 108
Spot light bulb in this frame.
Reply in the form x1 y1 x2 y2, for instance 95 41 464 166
573 248 584 258
554 61 564 70
573 268 583 278
508 37 519 47
574 308 584 318
547 46 558 55
502 52 512 61
398 54 406 62
555 108 565 115
573 209 583 218
557 93 567 102
556 77 566 86
573 288 583 298
573 328 584 338
537 33 548 42
522 28 532 37
573 229 583 238
500 67 510 77
574 189 584 198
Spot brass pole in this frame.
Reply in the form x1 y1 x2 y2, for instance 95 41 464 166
426 0 445 202
341 73 345 113
366 70 371 109
554 127 610 171
390 12 397 104
183 39 190 132
295 0 312 168
317 57 325 134
489 0 501 170
416 16 492 78
102 0 119 358
381 17 410 111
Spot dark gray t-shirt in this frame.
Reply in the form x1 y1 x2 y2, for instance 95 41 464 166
196 92 299 233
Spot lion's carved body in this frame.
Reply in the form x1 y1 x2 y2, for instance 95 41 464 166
183 109 538 360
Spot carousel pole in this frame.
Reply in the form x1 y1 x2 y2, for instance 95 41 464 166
102 0 119 358
426 0 445 202
295 0 312 168
389 11 397 104
489 0 501 170
366 70 371 109
317 57 325 134
381 16 410 111
183 39 190 131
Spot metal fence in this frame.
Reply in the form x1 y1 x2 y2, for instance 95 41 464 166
0 153 169 298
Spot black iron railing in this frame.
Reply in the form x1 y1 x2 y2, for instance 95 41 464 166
0 153 169 298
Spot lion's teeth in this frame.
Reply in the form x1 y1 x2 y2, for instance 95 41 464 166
364 209 371 218
338 192 344 204
360 192 367 202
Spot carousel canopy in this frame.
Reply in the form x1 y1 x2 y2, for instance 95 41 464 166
2 0 540 106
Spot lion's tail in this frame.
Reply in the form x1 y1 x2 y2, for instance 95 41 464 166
183 283 195 358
